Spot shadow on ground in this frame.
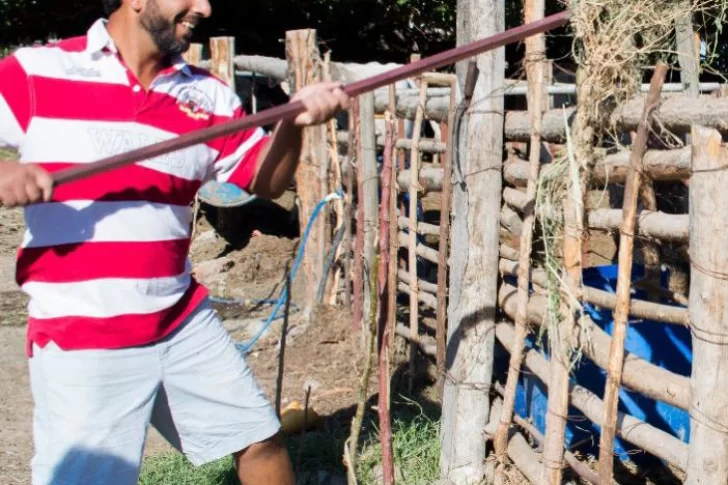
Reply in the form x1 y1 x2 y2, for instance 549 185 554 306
284 361 442 485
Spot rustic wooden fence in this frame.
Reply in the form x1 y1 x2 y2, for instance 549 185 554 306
187 24 728 484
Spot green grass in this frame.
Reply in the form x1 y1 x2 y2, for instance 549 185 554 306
0 147 17 159
356 401 441 485
138 396 440 485
138 454 238 485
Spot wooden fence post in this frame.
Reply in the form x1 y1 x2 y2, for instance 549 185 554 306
209 37 237 239
182 43 203 66
439 0 505 482
360 92 380 342
285 29 330 321
685 125 728 485
210 37 235 85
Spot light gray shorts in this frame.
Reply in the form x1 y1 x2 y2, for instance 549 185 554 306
28 299 281 485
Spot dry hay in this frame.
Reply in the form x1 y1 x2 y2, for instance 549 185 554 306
533 0 728 366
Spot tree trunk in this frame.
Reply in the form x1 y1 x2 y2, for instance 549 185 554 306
685 126 728 485
439 0 504 483
285 30 329 321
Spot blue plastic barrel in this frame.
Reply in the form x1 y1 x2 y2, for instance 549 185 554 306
498 264 691 464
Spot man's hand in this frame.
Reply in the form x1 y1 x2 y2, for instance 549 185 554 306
0 161 53 207
291 81 350 127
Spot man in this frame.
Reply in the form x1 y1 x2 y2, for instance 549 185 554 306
0 0 349 484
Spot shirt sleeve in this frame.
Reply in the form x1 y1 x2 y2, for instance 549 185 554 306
210 92 269 192
0 54 31 149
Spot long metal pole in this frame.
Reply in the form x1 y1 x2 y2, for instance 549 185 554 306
52 10 571 187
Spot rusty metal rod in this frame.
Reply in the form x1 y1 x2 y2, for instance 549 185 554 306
52 10 571 187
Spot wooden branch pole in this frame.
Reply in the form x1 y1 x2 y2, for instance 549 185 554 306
336 132 448 155
324 52 345 305
504 147 692 187
676 6 700 99
586 209 688 242
495 0 546 476
347 253 379 484
396 113 407 274
343 106 356 308
387 86 401 369
499 258 689 326
685 126 728 485
542 133 583 485
285 30 329 322
377 96 397 485
407 79 427 390
403 147 694 192
398 269 438 295
436 74 458 397
440 0 505 481
638 179 662 299
485 398 542 484
360 92 380 340
397 216 440 236
598 62 668 484
494 382 599 485
501 206 690 242
352 100 364 328
396 324 436 356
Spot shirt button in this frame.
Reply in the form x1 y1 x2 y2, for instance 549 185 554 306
133 85 141 93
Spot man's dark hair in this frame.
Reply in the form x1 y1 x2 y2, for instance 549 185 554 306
102 0 122 15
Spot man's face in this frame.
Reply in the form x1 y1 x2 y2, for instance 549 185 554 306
139 0 211 56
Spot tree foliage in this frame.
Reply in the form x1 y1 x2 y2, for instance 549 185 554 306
0 0 546 63
0 0 725 75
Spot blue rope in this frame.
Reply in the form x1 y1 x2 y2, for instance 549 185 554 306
209 295 300 313
233 190 343 353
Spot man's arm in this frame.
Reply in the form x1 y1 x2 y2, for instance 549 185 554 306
248 81 349 199
0 53 53 207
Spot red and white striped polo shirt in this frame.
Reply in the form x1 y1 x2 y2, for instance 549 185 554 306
0 19 269 355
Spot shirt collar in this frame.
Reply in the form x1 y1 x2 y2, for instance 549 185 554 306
86 18 117 55
85 18 193 77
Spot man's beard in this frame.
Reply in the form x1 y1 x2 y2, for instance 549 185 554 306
140 0 190 56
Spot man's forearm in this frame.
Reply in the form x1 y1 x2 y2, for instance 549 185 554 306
249 120 303 199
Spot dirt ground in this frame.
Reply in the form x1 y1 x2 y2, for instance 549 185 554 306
0 197 376 485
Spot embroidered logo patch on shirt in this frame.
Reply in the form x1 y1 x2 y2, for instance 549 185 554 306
177 85 214 121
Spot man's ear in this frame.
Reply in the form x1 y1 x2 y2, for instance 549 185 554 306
129 0 144 13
